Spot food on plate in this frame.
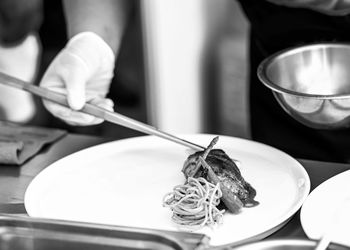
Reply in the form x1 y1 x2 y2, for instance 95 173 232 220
163 177 225 230
197 156 245 214
182 136 259 213
163 136 259 230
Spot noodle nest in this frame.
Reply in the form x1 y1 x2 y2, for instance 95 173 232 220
163 177 225 230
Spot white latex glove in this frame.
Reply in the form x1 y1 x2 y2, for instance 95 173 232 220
40 32 115 126
0 33 40 123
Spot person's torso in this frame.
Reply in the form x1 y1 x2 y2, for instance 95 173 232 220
235 0 350 163
237 0 350 57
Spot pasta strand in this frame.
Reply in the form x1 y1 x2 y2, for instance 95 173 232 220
163 177 225 230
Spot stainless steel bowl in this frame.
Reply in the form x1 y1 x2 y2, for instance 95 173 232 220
224 239 350 250
258 43 350 129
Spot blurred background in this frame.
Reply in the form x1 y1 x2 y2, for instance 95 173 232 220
0 0 251 140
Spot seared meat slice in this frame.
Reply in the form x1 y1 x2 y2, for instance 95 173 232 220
182 147 259 211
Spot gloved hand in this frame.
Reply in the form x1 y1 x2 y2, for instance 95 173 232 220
40 32 115 126
0 33 40 123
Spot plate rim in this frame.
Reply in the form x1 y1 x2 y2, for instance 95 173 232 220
24 133 311 246
300 169 350 244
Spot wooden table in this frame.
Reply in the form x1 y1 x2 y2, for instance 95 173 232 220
0 133 349 240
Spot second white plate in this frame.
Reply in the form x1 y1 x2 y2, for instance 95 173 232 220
301 170 350 247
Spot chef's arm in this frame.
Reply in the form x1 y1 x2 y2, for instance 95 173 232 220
39 0 133 126
63 0 131 54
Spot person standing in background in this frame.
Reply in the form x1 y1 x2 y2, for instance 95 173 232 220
235 0 350 162
0 0 43 123
39 0 350 163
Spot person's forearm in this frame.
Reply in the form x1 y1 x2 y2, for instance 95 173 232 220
63 0 131 54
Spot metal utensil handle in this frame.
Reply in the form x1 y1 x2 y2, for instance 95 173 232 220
0 71 205 151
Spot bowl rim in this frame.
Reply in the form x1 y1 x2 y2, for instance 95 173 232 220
257 42 350 99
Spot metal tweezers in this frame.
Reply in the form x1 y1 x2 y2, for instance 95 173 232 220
0 71 205 151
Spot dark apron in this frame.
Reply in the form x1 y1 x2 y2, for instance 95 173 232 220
236 0 350 163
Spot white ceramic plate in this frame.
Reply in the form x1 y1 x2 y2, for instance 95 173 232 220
301 170 350 247
25 134 310 246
